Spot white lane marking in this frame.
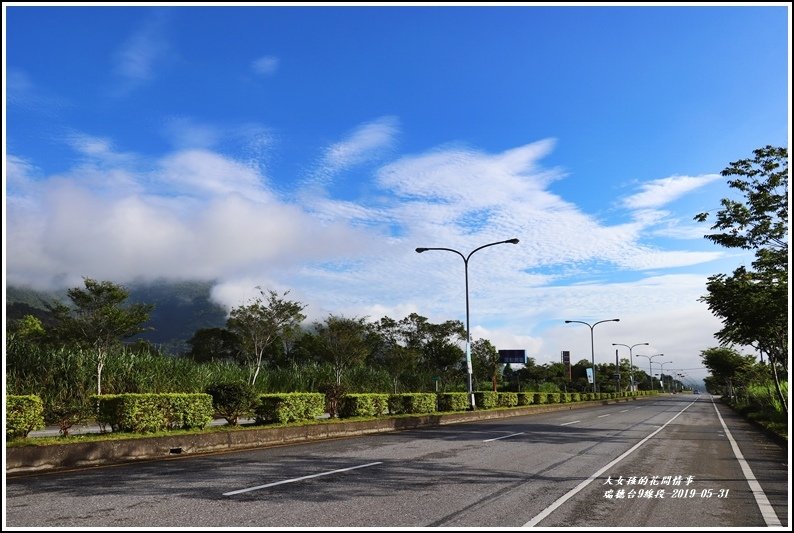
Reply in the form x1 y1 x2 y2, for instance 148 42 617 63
523 400 697 527
597 414 610 418
710 398 781 526
223 462 383 496
560 420 580 426
483 432 524 442
619 409 629 413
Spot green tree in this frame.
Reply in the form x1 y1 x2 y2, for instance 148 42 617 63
227 288 307 387
51 278 153 396
471 338 502 391
700 346 755 401
373 316 421 393
312 315 372 385
695 145 788 412
186 327 241 363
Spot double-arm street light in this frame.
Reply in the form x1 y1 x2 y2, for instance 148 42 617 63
635 353 664 391
611 342 649 392
656 361 675 392
416 238 520 410
564 318 620 393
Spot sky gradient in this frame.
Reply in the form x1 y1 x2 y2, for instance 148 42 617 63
4 4 791 387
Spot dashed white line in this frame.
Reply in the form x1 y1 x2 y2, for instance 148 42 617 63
619 409 629 413
560 420 581 426
597 414 611 418
223 462 383 496
483 432 524 442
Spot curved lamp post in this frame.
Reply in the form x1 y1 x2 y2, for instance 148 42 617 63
612 342 649 392
635 353 664 391
564 318 620 393
416 238 519 410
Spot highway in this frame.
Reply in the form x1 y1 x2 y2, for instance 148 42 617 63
4 394 788 528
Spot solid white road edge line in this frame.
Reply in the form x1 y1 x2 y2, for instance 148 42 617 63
710 397 782 527
523 399 697 527
223 462 384 496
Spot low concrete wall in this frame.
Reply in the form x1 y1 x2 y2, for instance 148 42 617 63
7 397 640 475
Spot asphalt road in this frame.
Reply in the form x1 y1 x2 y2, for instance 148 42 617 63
4 394 788 528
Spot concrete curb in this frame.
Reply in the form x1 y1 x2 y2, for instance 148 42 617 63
7 397 642 476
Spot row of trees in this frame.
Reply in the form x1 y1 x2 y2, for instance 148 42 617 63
695 145 788 415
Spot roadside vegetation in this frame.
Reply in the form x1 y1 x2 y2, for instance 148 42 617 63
6 145 786 445
695 145 788 442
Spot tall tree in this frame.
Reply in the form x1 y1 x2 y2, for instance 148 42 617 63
700 346 755 401
373 316 421 394
226 288 307 387
313 315 372 385
695 145 788 412
51 278 153 396
471 338 502 392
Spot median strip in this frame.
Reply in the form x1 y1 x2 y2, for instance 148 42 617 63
223 462 383 496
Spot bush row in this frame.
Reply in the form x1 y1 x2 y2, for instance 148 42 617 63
7 390 656 438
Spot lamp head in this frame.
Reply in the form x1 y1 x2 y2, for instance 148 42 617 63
506 238 520 244
415 247 428 253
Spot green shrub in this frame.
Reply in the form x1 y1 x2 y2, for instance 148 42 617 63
388 393 436 414
6 395 45 439
339 394 389 418
319 383 347 418
255 393 325 424
546 392 561 404
533 392 546 405
160 394 214 429
474 391 499 409
497 392 518 407
437 392 469 412
517 392 534 406
568 392 581 402
205 382 257 425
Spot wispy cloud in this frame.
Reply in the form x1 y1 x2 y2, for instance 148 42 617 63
6 69 66 114
621 174 722 210
312 116 400 184
251 55 279 76
113 12 171 93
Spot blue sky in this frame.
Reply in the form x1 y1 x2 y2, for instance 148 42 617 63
4 3 790 386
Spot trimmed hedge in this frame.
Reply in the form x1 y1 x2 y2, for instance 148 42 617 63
388 393 437 415
474 391 499 409
6 395 45 439
497 392 519 407
339 393 389 418
255 393 325 424
95 393 213 433
437 392 469 412
517 392 534 406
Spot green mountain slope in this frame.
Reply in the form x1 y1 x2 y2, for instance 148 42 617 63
5 280 229 353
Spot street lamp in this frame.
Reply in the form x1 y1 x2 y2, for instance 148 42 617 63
564 318 620 393
635 353 664 391
612 342 649 392
416 238 519 410
656 361 674 392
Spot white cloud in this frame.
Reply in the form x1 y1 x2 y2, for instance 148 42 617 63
621 174 722 210
315 116 399 181
6 134 739 380
251 55 279 76
113 13 171 92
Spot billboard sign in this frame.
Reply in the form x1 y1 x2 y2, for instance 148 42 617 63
499 349 526 364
